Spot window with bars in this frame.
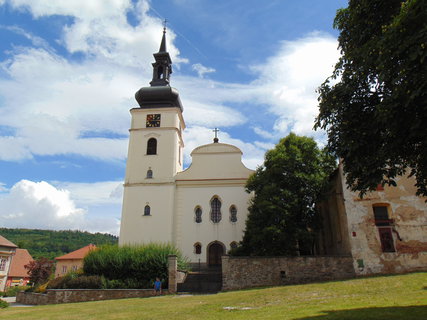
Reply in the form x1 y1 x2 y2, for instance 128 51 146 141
210 197 222 223
146 169 153 179
195 207 202 223
0 257 7 271
230 205 237 222
230 241 238 250
144 205 151 216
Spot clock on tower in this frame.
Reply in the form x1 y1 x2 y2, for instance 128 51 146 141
146 114 161 127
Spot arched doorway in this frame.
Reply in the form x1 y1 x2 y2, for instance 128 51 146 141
207 241 225 267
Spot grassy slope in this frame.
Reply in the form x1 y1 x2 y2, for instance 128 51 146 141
2 272 426 320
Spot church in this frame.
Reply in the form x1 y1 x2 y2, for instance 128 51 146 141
119 29 254 266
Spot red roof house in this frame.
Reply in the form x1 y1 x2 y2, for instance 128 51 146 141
6 248 33 288
54 244 97 278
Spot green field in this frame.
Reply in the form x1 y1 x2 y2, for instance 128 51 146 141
2 272 427 319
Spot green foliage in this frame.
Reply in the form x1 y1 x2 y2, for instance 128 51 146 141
25 257 54 287
0 299 9 309
83 243 189 289
315 0 427 196
0 228 118 259
234 133 335 256
2 286 28 297
47 274 103 289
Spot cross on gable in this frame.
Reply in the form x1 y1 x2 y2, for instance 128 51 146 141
213 128 219 143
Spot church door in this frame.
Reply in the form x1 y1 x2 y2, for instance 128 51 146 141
208 242 224 266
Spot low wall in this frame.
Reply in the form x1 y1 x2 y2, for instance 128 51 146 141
16 288 160 305
222 255 355 291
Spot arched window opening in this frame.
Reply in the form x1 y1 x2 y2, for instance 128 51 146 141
230 205 237 222
210 197 222 223
147 138 157 155
144 205 151 216
195 207 202 223
157 66 164 79
230 241 238 250
194 243 202 255
146 169 153 179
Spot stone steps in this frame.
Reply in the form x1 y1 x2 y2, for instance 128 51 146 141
177 270 222 293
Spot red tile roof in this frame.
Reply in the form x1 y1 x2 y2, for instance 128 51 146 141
55 244 97 260
8 248 33 277
0 235 18 248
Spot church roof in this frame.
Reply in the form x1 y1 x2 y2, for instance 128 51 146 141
135 86 183 111
191 142 242 156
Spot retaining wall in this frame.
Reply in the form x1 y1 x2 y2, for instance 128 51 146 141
222 255 355 291
16 288 159 305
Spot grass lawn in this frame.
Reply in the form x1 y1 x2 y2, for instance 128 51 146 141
1 272 426 319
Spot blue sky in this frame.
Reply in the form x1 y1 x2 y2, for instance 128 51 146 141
0 0 347 235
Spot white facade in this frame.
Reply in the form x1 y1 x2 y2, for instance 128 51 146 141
119 114 254 263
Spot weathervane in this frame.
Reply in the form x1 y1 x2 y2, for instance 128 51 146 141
213 128 219 143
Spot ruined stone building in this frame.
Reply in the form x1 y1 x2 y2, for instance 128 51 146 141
318 163 427 275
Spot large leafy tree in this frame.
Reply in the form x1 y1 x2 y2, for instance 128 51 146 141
315 0 427 196
234 133 335 256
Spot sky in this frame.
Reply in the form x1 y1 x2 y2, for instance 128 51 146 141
0 0 348 235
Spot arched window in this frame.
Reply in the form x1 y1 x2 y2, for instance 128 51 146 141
146 169 153 179
144 205 151 216
230 205 237 222
195 207 202 223
147 138 157 155
194 243 202 255
230 241 238 250
210 197 222 223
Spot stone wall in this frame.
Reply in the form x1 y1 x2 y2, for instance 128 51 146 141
16 288 159 305
222 255 355 291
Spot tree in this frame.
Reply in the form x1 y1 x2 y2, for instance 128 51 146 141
315 0 427 196
24 257 54 286
233 133 335 256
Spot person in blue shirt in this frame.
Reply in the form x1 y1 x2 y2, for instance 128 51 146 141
154 277 162 295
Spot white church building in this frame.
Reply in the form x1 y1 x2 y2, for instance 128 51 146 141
119 29 253 266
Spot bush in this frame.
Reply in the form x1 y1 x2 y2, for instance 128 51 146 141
66 275 103 289
0 299 9 309
3 286 28 297
83 243 189 288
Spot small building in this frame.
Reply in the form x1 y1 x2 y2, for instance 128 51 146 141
54 244 96 278
318 163 427 275
0 235 17 291
6 248 33 287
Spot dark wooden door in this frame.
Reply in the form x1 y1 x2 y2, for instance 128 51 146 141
208 243 224 266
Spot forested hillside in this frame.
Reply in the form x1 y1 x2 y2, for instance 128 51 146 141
0 228 118 259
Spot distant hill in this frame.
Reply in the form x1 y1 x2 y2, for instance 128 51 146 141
0 228 118 260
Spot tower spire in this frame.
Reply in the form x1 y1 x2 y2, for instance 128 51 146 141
150 24 172 87
159 19 167 52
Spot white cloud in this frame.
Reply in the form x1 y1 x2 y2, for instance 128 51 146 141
0 180 120 234
192 63 215 78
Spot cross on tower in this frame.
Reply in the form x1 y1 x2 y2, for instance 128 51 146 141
213 128 219 143
163 19 168 31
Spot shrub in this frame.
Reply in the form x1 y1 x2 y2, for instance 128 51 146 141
66 275 103 289
0 299 9 309
83 243 189 288
3 286 28 297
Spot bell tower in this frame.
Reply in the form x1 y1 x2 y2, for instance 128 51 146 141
119 28 185 245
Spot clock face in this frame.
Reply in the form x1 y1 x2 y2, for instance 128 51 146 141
146 114 161 127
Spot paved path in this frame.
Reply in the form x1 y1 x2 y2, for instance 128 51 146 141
1 296 34 307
